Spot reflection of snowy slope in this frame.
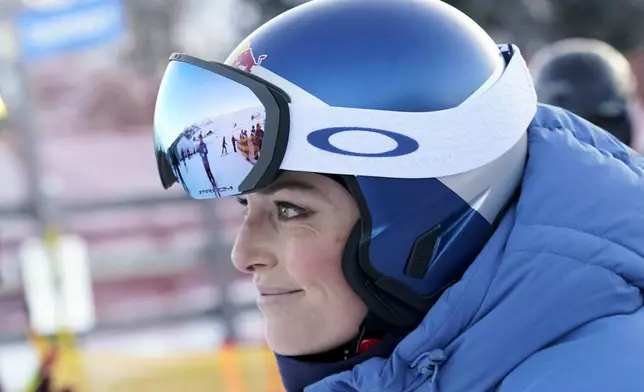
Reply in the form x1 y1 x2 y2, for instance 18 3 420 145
176 136 194 155
190 119 219 140
212 149 255 196
191 106 265 141
174 106 264 158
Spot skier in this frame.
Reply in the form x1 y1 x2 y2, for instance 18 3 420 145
165 139 187 192
221 136 228 156
530 38 639 148
153 0 644 390
197 134 220 196
255 122 264 150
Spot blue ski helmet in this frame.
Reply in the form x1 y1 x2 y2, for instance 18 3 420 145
153 0 537 327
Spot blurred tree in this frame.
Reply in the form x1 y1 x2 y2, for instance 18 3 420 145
444 0 549 54
121 0 183 77
544 0 644 53
245 0 292 22
237 0 307 38
445 0 644 53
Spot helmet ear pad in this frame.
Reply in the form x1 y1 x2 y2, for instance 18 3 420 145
337 175 498 328
341 221 424 327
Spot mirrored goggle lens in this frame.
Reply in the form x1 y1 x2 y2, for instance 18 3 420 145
154 60 268 199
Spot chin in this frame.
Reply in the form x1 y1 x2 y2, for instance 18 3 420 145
265 324 314 356
264 318 357 357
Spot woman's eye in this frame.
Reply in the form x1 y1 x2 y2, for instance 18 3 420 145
236 197 249 214
276 202 306 221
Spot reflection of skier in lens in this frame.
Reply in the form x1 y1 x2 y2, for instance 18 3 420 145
232 135 237 152
256 122 264 151
198 134 220 196
169 144 187 190
221 136 228 156
250 126 259 160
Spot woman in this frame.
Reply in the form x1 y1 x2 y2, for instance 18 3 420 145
153 1 644 391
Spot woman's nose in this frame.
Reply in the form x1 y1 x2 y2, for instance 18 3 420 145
231 221 277 274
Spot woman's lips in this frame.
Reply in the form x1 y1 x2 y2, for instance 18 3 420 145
256 288 304 305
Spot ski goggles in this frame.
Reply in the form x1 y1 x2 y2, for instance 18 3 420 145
154 44 537 199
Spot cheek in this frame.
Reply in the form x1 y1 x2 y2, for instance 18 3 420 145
285 231 348 289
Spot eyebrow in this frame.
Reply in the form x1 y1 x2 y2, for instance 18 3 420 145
257 179 325 198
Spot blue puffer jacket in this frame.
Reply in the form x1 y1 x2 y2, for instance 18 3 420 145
306 104 644 391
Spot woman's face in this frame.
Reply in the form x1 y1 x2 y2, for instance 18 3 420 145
231 171 368 356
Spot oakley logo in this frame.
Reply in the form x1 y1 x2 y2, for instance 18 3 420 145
307 127 419 157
